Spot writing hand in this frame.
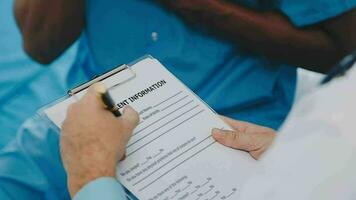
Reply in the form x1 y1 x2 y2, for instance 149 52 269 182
60 83 139 197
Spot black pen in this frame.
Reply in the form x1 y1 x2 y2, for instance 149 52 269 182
321 51 356 85
94 83 122 117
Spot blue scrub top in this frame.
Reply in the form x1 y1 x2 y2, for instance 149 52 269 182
0 0 355 199
84 0 298 130
82 0 355 130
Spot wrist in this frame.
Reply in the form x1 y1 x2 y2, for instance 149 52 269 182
67 166 117 197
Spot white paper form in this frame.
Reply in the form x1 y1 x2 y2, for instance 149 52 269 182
45 57 256 200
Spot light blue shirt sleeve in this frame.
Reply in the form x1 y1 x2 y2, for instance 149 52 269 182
73 177 127 200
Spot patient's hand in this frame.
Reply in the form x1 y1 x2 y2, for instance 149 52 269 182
60 83 139 197
212 116 276 160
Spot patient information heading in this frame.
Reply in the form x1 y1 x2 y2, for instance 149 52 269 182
117 80 167 109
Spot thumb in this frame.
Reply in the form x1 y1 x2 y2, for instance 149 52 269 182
81 82 108 109
121 106 140 132
212 128 255 152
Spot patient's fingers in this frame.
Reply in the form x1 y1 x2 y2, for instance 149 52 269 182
212 128 256 152
212 123 276 160
219 116 248 132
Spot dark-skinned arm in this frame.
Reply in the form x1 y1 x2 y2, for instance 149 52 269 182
160 0 356 73
14 0 85 64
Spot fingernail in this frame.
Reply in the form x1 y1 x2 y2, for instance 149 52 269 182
92 82 107 94
212 128 224 139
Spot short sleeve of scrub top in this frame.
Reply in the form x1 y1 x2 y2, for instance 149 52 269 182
279 0 356 27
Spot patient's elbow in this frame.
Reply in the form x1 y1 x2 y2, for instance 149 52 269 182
23 39 58 65
15 1 57 65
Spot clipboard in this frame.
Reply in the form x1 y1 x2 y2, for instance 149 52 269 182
41 54 207 200
43 55 256 200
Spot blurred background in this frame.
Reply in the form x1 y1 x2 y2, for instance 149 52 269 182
0 0 79 148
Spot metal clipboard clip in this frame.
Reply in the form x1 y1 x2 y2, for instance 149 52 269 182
68 55 155 97
68 64 137 96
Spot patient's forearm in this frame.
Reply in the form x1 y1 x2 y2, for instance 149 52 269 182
14 0 85 64
169 1 356 73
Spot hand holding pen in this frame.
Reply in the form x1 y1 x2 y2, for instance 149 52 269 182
61 82 139 196
93 83 122 117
